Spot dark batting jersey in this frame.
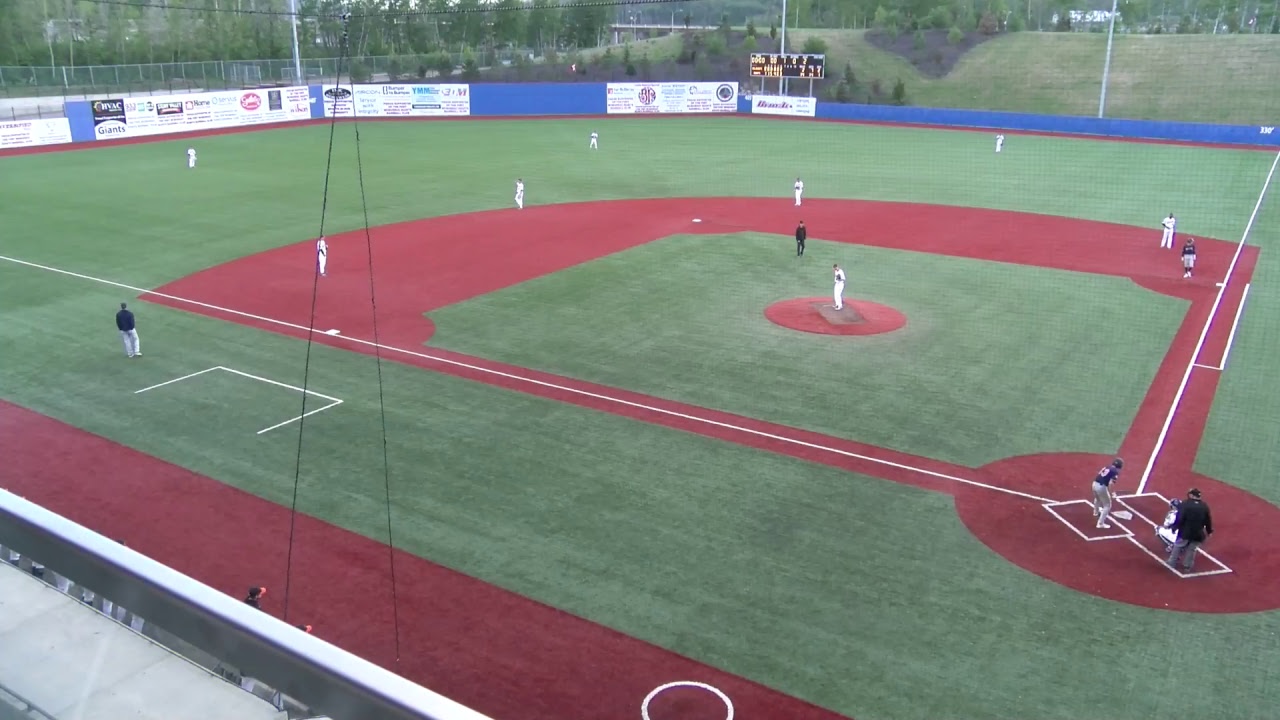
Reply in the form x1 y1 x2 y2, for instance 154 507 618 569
796 225 807 242
1182 242 1196 257
1094 465 1119 486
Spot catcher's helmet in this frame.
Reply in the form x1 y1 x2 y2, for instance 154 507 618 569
1169 498 1182 510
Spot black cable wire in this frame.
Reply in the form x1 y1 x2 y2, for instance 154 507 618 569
280 14 350 627
77 0 696 20
348 40 406 665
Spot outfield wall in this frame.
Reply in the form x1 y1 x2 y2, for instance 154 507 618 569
40 82 1280 152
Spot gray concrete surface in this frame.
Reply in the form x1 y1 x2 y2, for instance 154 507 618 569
0 563 286 720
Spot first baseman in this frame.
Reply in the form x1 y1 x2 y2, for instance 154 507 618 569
1160 213 1176 249
317 236 328 277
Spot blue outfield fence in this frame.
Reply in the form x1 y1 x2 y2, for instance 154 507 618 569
46 81 1280 149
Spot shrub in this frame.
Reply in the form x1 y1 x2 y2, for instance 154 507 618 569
625 62 637 76
417 63 428 79
746 19 757 37
978 11 999 34
873 5 900 30
598 47 619 68
870 78 883 96
947 26 964 44
706 33 728 57
719 12 731 35
638 53 652 79
925 7 953 29
461 56 481 81
683 12 692 28
432 52 454 78
770 23 778 39
622 43 632 65
802 36 829 54
1008 13 1026 31
743 35 757 51
843 61 856 85
892 78 907 105
545 47 559 64
913 29 926 50
694 55 713 80
835 80 852 103
349 61 371 83
387 56 405 81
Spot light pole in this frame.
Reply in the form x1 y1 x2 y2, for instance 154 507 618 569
1097 0 1119 118
288 0 303 86
779 0 788 95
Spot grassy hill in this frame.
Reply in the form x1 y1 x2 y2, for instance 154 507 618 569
785 30 1280 124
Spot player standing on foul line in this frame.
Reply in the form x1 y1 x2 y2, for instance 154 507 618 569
794 177 805 206
1160 213 1177 249
515 178 525 210
316 236 328 277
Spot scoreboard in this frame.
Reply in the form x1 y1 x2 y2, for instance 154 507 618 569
749 53 825 79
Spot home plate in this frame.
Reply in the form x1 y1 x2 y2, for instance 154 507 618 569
325 329 341 335
692 218 701 223
1112 510 1133 520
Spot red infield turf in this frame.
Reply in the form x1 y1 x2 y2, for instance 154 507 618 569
6 197 1280 719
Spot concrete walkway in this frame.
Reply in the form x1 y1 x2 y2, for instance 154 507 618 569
0 563 285 720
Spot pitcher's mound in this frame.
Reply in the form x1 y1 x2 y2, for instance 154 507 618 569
764 297 907 336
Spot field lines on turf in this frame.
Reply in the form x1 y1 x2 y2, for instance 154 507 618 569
1139 150 1280 494
134 364 343 435
1193 282 1252 372
1041 499 1134 542
1116 493 1233 578
0 253 1055 504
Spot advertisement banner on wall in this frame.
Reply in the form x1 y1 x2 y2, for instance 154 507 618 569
95 86 311 139
0 118 74 148
321 84 471 117
605 82 738 114
750 95 817 118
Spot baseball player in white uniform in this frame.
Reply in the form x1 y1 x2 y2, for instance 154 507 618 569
316 236 328 277
589 132 599 149
994 134 1004 153
515 178 525 209
1160 213 1176 248
187 147 197 168
833 264 846 310
794 177 804 206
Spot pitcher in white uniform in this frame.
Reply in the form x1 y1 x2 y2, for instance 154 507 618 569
833 264 846 310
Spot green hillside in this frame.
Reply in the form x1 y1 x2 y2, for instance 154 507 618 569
786 30 1280 124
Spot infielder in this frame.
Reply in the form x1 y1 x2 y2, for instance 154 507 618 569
316 236 328 277
116 302 141 358
1091 458 1123 529
1160 213 1176 248
515 178 525 209
832 264 846 310
1181 236 1197 278
187 147 197 168
995 134 1005 153
794 177 805 206
589 131 599 149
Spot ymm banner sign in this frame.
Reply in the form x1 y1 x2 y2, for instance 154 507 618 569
95 86 311 139
750 95 817 118
605 83 738 114
322 84 471 117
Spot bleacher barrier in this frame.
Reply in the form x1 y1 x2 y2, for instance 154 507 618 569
0 488 495 720
8 82 1264 152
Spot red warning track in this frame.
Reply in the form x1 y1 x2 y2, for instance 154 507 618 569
3 197 1279 720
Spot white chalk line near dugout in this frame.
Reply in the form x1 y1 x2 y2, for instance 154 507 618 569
1 253 1052 504
132 364 343 435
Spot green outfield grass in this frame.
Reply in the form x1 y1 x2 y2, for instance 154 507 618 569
2 117 1279 719
427 231 1186 466
785 30 1280 124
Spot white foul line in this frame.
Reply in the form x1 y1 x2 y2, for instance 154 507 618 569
134 366 221 394
1137 150 1280 495
0 253 1051 504
1217 281 1251 371
1114 493 1233 577
132 364 343 435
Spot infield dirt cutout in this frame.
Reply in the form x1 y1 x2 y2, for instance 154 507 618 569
8 197 1277 719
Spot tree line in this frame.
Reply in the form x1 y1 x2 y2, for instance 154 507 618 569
0 0 1274 69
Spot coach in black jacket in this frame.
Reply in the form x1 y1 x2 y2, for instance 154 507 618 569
1168 488 1213 571
796 221 807 257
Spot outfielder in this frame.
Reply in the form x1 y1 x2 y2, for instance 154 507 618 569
116 302 141 358
995 134 1005 153
1091 458 1123 529
833 264 846 310
1181 236 1197 278
187 147 197 168
794 177 805 206
515 178 525 209
589 132 599 149
1160 213 1176 248
317 236 328 277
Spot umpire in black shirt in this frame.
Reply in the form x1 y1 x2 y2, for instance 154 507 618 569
1168 488 1213 572
796 221 807 257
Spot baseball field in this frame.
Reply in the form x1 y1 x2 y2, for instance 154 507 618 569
1 115 1279 719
